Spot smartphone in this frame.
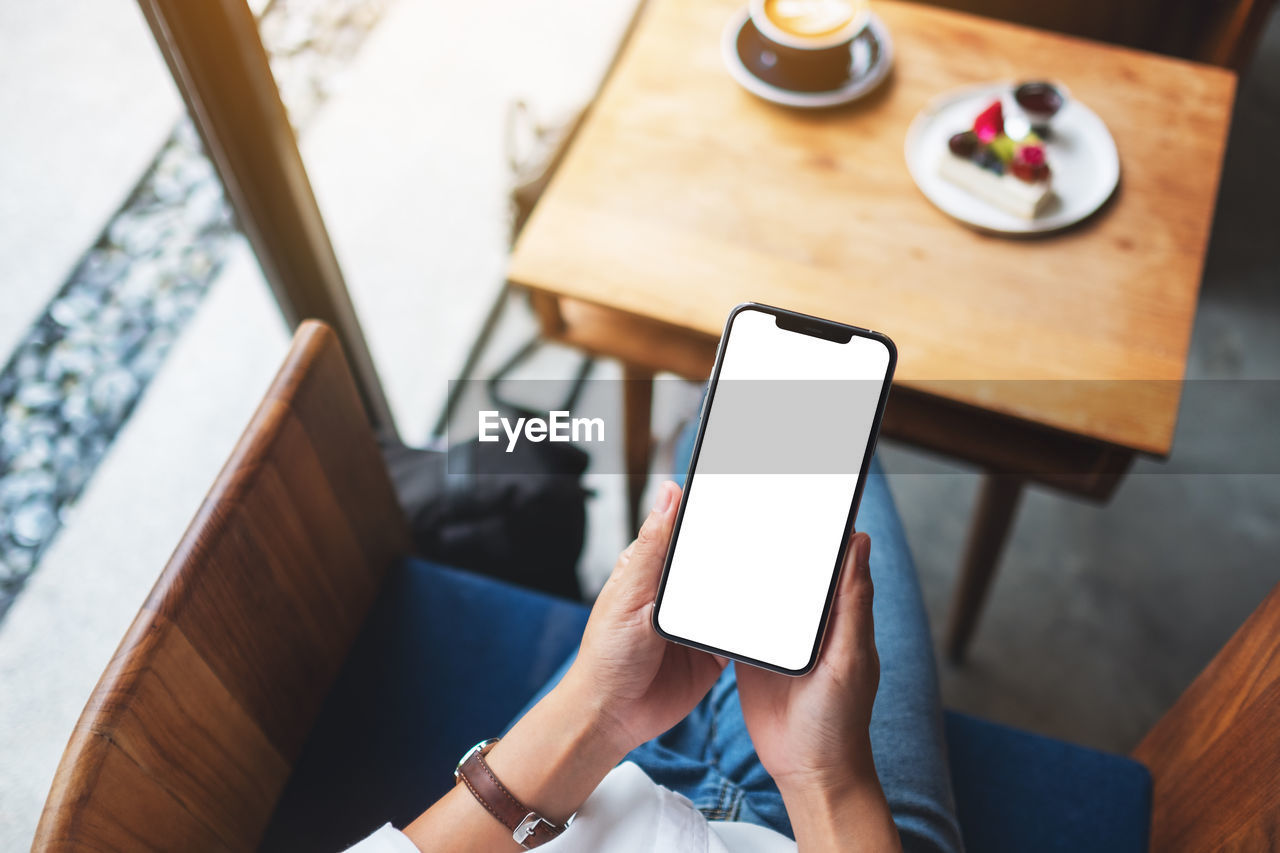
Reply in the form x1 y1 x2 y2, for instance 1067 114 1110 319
652 303 896 675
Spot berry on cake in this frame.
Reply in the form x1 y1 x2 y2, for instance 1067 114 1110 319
938 100 1053 220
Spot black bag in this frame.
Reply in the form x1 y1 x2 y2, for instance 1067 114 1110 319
380 435 588 601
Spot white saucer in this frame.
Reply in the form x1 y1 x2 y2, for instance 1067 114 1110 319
904 82 1121 235
721 8 894 109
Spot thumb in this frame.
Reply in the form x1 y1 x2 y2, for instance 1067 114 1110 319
617 481 681 587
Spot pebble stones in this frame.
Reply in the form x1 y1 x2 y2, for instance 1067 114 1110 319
0 0 392 617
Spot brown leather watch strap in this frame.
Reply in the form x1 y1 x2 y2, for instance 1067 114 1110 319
454 739 569 849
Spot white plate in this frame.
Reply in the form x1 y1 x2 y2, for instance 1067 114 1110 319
721 8 893 110
904 82 1120 235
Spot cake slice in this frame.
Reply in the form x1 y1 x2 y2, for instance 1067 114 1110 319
938 100 1054 220
938 153 1052 219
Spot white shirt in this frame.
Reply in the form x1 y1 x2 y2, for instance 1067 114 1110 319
347 761 796 853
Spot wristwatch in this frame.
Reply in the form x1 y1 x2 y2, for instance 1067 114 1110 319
454 737 571 849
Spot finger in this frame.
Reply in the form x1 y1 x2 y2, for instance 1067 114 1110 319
824 532 874 659
676 643 733 690
615 481 681 590
848 533 876 654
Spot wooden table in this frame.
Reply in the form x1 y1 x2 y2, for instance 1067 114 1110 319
507 0 1235 660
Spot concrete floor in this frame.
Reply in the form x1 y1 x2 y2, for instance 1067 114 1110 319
887 12 1280 753
0 0 639 846
0 0 1277 847
0 0 180 360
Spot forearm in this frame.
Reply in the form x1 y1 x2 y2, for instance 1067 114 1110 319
403 674 626 852
778 756 902 853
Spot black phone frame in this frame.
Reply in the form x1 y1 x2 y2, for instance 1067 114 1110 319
650 302 898 676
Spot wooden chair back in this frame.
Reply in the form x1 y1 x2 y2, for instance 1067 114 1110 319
1135 580 1280 850
922 0 1275 69
33 321 412 851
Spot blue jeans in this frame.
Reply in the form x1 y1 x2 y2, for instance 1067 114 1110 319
512 457 964 852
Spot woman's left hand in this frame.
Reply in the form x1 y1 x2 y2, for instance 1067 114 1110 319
563 480 727 756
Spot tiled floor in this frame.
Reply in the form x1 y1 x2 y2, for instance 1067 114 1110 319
1 1 1278 849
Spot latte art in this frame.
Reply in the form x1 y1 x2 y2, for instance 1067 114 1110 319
763 0 861 40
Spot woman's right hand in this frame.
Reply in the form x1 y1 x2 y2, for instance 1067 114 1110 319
736 531 901 850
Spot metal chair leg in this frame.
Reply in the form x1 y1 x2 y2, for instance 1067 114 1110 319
487 333 596 419
431 280 515 438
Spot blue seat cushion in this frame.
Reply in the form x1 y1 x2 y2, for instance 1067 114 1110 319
262 556 1151 853
260 558 589 851
945 710 1151 852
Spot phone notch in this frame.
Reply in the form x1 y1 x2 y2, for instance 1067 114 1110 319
773 312 854 344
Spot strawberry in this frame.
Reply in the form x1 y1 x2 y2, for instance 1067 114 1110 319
973 101 1004 143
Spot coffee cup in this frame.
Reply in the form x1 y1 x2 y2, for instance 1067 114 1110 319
746 0 870 91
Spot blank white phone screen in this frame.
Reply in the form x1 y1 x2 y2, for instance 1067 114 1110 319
656 308 891 672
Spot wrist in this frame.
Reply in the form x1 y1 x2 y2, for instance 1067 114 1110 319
552 673 634 765
481 678 627 825
772 734 878 802
778 759 900 853
402 678 627 851
558 663 646 758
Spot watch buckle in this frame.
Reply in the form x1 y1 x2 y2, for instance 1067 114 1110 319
513 813 548 847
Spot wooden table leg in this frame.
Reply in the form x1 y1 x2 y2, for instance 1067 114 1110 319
946 474 1025 663
623 365 654 534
